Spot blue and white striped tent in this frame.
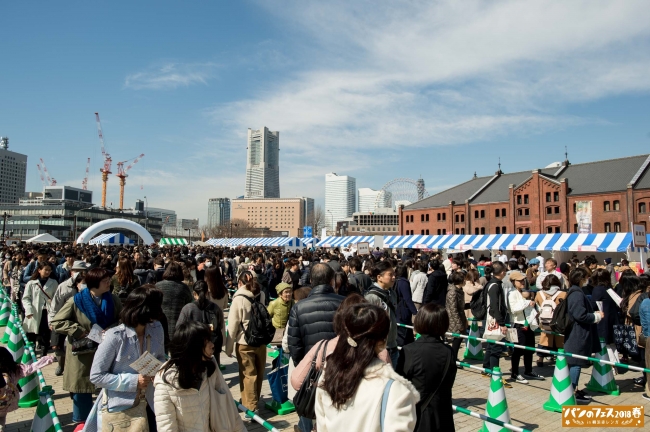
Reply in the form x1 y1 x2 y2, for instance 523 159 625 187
316 233 649 253
205 237 309 248
300 237 319 246
89 233 135 246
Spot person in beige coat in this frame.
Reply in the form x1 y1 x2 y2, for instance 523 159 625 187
315 303 419 432
155 320 246 432
22 262 58 357
225 278 266 413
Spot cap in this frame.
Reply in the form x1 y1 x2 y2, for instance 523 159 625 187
275 282 292 295
528 258 539 265
509 270 526 281
604 258 612 264
71 260 89 271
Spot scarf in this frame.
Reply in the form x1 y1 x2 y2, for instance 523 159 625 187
73 288 115 329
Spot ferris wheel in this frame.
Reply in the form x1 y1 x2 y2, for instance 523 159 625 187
374 178 429 209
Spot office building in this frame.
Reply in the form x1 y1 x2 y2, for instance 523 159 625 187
145 207 177 227
231 197 305 237
325 173 356 231
358 188 391 212
208 198 231 226
400 154 650 235
300 197 314 225
245 127 280 199
348 208 399 235
0 137 27 204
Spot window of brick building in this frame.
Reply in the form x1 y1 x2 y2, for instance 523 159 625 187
480 210 485 218
425 214 430 221
517 195 522 205
524 194 529 204
613 200 620 211
547 226 553 233
525 228 530 234
524 208 530 216
455 214 459 223
481 227 485 234
421 229 425 235
421 214 424 222
574 224 578 233
442 213 446 221
573 203 577 213
518 208 523 216
502 226 507 233
475 210 479 219
546 206 552 215
496 227 501 234
546 192 551 202
502 208 506 217
442 228 447 234
437 229 441 235
614 222 621 232
455 228 459 234
437 213 441 221
554 192 560 202
604 222 611 232
461 214 465 222
518 228 523 234
495 209 500 217
426 229 430 235
604 201 610 211
461 228 465 234
639 202 647 213
475 228 480 234
555 227 560 233
554 206 560 214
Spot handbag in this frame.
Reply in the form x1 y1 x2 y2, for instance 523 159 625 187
483 292 505 341
268 347 289 403
613 324 639 357
207 359 246 432
293 340 329 420
101 336 152 432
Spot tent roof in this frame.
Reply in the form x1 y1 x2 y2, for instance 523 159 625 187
25 233 61 243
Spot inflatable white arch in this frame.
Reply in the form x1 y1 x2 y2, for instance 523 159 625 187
76 218 155 245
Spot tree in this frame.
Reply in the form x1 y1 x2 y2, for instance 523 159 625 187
200 218 260 239
306 205 326 236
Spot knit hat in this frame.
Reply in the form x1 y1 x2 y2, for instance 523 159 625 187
275 282 292 295
604 258 612 264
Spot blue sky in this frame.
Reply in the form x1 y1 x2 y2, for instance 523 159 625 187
2 1 650 224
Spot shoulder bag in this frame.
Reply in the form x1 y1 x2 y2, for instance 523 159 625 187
483 286 505 341
101 335 151 432
294 339 329 419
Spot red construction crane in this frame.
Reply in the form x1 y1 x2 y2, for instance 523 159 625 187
82 158 90 190
39 158 57 186
116 153 145 209
95 113 112 207
36 164 47 186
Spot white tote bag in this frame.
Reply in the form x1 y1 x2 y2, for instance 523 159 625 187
483 287 505 341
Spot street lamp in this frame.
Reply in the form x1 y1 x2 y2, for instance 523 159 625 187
73 205 97 242
1 212 12 242
144 196 148 231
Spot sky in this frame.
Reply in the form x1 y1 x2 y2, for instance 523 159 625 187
2 0 650 225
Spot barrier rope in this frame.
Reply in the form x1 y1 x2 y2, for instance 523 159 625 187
234 400 281 432
11 306 63 431
456 361 502 376
452 405 533 432
467 317 564 337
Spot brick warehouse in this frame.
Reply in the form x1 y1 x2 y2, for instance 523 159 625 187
399 154 650 236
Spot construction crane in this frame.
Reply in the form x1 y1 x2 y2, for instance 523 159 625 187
116 153 145 210
95 112 112 207
36 164 47 187
39 158 57 186
81 158 90 190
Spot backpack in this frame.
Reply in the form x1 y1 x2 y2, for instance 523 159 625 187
234 294 275 347
202 306 224 349
550 291 575 335
470 286 488 320
537 291 560 331
299 264 311 286
628 292 649 326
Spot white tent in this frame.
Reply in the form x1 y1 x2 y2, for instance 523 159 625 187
25 233 61 243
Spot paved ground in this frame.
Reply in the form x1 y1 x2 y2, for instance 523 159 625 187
3 328 649 432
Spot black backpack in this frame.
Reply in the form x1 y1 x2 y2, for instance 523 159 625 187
234 294 275 347
470 288 487 320
201 306 224 349
550 291 575 335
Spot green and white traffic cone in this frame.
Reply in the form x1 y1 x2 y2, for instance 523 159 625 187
586 338 620 396
0 290 11 327
478 366 510 432
31 386 57 432
543 348 576 412
464 318 484 361
18 346 40 408
4 310 25 361
1 306 16 344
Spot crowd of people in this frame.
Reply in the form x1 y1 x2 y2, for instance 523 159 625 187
0 242 649 431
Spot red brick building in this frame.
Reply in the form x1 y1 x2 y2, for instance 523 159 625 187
399 155 650 236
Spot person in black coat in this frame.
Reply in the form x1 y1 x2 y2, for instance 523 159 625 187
482 262 508 372
396 303 456 432
395 264 418 347
423 260 447 307
564 267 603 403
590 268 619 345
287 263 344 365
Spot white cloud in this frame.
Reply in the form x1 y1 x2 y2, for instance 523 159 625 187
124 63 218 90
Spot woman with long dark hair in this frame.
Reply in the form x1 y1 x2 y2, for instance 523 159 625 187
591 268 619 355
177 281 225 366
51 267 122 428
204 265 228 312
22 262 58 357
111 257 140 299
396 303 456 431
154 321 245 432
315 303 418 431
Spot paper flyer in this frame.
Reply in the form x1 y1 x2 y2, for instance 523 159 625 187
130 352 163 377
607 289 622 307
87 324 105 344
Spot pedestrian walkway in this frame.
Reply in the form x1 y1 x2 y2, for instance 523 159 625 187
2 326 649 431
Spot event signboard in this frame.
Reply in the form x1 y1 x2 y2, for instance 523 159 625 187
357 242 370 255
632 223 647 248
575 201 592 234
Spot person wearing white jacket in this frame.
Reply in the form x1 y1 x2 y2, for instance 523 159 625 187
22 262 58 357
507 271 545 385
154 320 246 432
409 262 428 310
315 303 419 432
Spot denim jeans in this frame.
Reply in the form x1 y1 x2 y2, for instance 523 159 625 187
569 365 581 390
71 392 93 423
299 416 313 432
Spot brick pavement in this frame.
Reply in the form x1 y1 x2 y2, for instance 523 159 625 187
3 327 649 431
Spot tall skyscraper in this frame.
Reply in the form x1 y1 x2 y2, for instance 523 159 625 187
0 137 27 204
245 127 280 199
300 197 314 225
358 188 391 212
325 173 356 231
208 198 231 226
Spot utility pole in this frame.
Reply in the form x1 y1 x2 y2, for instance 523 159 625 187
2 212 11 242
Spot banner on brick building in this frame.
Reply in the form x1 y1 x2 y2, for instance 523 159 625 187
576 201 592 234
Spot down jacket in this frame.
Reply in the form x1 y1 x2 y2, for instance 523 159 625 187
153 358 246 432
446 284 467 334
287 285 344 365
155 280 193 336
